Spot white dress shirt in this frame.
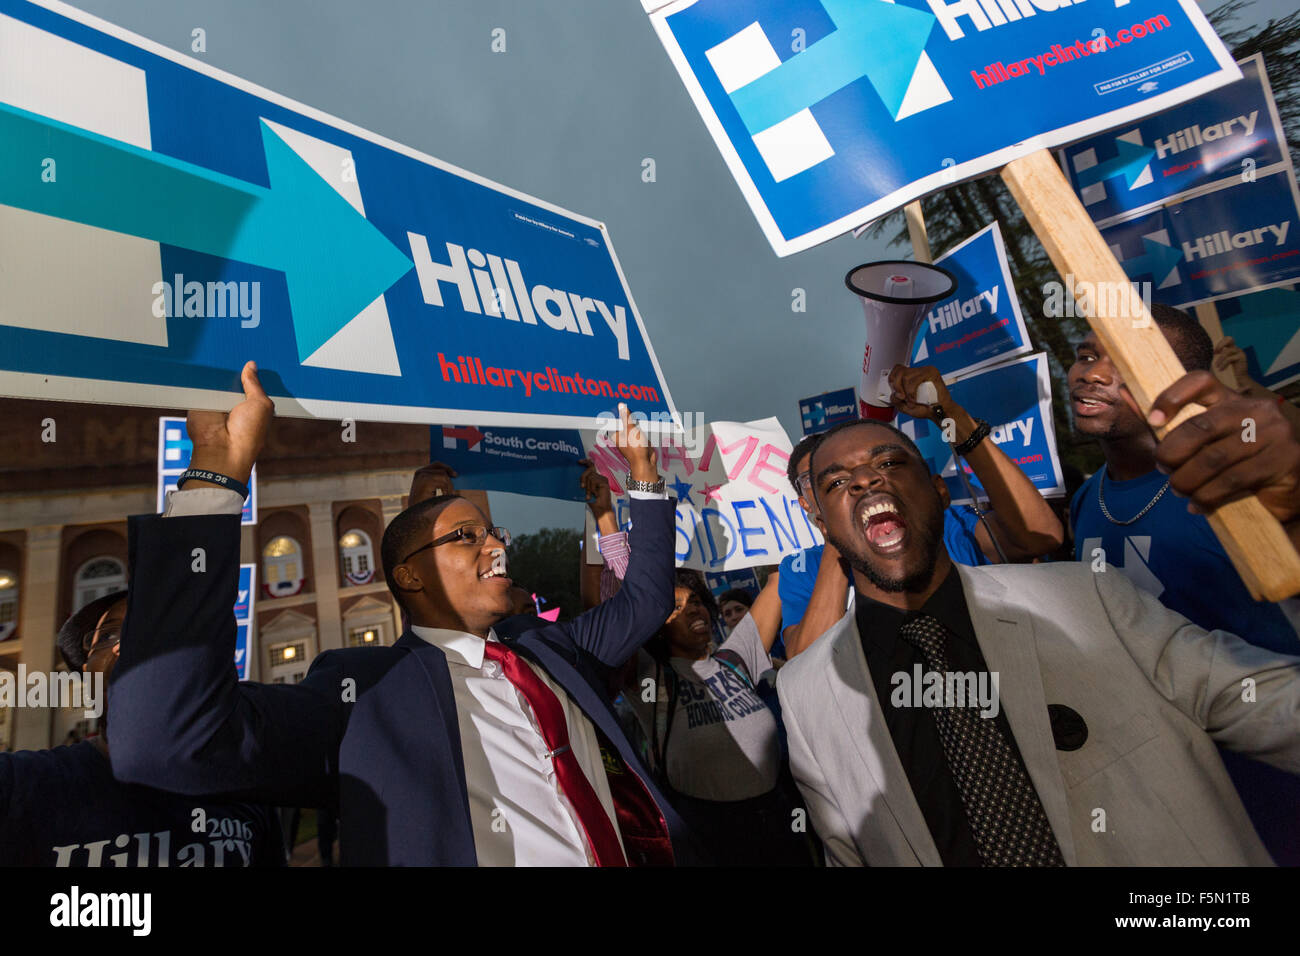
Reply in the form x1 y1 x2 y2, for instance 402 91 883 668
410 625 624 867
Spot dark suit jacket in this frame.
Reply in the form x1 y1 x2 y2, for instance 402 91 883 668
109 496 704 865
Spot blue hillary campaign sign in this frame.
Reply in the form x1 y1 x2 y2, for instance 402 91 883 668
157 416 257 524
431 425 588 501
1218 286 1300 391
649 0 1239 255
705 568 761 599
234 565 254 622
0 0 674 429
1100 169 1300 307
798 387 857 436
1062 55 1289 227
897 353 1065 505
234 622 251 682
234 563 255 681
909 222 1030 380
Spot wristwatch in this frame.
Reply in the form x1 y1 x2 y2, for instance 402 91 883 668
625 473 666 494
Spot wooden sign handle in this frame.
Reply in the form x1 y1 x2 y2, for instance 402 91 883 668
1001 149 1300 602
1194 300 1240 390
904 200 933 264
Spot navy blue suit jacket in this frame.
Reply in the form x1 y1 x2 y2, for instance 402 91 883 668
109 496 704 865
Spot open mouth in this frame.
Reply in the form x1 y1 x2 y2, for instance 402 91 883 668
1072 393 1110 416
860 499 908 554
479 553 511 585
688 618 710 634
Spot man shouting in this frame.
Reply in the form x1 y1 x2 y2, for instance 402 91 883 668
777 375 1300 865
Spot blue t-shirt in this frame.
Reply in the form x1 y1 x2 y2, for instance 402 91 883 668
1070 467 1299 655
0 741 285 867
1071 466 1300 865
778 505 989 642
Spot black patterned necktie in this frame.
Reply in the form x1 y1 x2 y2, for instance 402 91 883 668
898 613 1065 867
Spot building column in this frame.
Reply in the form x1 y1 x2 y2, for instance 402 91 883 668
380 495 406 640
13 525 61 751
307 501 343 653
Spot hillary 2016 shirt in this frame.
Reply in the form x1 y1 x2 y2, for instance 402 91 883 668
0 741 285 867
629 616 779 802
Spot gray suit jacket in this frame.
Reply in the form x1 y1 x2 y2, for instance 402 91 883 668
776 561 1300 866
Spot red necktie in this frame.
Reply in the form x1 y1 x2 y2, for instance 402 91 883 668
483 640 628 867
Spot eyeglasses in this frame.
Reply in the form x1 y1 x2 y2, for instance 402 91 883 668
795 471 812 496
82 624 122 657
401 525 511 564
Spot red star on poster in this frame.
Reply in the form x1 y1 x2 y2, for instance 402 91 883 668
701 481 724 504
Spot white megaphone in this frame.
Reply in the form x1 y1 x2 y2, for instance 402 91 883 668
845 260 958 421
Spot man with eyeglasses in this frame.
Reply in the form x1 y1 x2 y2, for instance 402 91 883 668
0 591 284 866
108 362 705 866
776 365 1065 659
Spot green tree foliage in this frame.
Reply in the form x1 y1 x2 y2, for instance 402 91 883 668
863 1 1300 480
505 527 582 622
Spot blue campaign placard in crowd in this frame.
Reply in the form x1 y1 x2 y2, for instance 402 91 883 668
157 416 257 523
705 567 761 599
431 425 588 501
798 387 857 436
1062 54 1289 227
648 0 1239 255
234 622 251 682
1101 169 1300 307
234 563 255 681
0 1 675 429
909 222 1030 380
1218 286 1300 390
897 353 1065 506
234 564 254 622
157 416 257 524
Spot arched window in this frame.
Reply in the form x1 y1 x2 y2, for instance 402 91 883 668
0 570 17 642
262 536 305 598
339 530 375 586
73 557 126 612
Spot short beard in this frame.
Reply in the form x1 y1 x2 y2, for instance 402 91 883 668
827 508 944 594
1072 402 1149 442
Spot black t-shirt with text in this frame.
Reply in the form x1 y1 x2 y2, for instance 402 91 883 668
0 740 284 867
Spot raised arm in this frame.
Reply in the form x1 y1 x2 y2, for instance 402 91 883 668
108 362 345 806
746 570 784 654
578 458 623 611
889 365 1064 562
565 406 674 667
782 540 850 659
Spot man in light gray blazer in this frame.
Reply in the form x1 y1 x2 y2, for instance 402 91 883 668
779 374 1300 866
